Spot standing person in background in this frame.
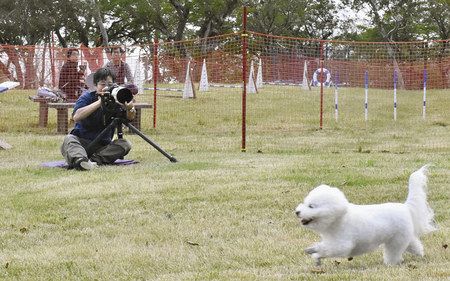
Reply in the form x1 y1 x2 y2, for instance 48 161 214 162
104 46 134 85
59 48 86 101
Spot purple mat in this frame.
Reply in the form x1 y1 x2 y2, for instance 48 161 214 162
42 159 138 168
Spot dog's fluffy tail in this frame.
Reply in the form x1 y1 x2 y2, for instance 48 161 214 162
405 165 437 236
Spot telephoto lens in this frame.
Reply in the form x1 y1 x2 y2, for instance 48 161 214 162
109 85 133 104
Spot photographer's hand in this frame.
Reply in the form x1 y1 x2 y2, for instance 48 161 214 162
98 86 110 97
73 98 102 122
72 87 109 122
125 101 136 121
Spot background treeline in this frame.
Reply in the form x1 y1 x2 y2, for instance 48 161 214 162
0 0 448 47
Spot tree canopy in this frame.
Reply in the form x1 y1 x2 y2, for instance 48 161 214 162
0 0 448 46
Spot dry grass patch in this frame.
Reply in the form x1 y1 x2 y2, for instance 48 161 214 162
0 88 448 280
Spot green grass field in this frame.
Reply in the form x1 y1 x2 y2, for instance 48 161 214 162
0 86 449 280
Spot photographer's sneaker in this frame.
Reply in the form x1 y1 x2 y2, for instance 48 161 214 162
79 159 98 170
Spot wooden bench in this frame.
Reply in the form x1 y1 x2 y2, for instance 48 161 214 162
47 102 152 134
29 96 51 127
30 97 152 134
47 102 74 134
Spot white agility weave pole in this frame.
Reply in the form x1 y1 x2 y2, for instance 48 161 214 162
334 72 339 121
393 70 397 121
210 84 242 89
364 70 369 122
422 68 427 119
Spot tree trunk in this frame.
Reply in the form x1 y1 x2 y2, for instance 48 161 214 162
367 0 405 89
169 0 190 41
40 43 47 86
201 20 212 55
54 29 67 48
0 61 12 82
24 46 37 89
5 47 24 88
80 44 104 72
90 0 109 46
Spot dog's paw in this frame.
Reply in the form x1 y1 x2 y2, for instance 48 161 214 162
312 253 322 266
305 246 317 255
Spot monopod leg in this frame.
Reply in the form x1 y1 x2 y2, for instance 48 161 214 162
85 118 118 156
125 122 178 163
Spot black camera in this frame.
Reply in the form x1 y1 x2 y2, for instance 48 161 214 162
100 84 134 117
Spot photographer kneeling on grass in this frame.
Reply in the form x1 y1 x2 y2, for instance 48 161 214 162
61 67 136 170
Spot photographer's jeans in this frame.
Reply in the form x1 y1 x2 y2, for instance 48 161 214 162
61 134 131 167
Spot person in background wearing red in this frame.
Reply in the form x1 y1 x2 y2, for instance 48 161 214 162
59 48 86 101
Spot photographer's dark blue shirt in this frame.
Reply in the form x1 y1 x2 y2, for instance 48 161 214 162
70 91 114 145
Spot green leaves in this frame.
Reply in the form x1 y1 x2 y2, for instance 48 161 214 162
0 0 448 46
343 0 449 41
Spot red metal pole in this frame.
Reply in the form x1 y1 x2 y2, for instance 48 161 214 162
319 42 324 130
241 6 248 152
153 33 159 128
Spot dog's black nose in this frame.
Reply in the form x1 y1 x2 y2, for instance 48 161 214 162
295 211 301 217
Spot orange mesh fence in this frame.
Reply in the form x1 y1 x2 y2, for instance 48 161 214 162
1 35 448 90
249 32 449 89
151 33 243 141
1 32 449 149
156 33 242 86
1 34 448 93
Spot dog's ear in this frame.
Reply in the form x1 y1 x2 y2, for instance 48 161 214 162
334 203 348 216
328 188 349 216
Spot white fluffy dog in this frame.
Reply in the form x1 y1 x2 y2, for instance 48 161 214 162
295 165 437 265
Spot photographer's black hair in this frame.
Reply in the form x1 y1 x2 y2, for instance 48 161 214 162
93 67 116 85
110 46 125 54
66 48 79 58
